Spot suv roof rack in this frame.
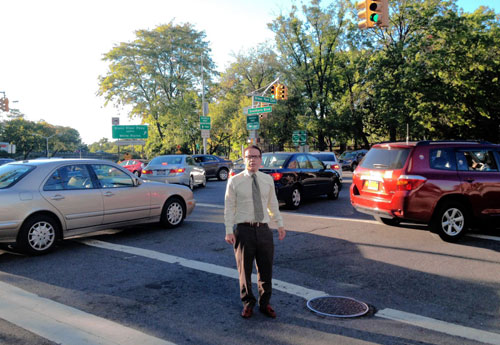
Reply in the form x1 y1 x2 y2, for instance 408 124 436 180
416 140 492 146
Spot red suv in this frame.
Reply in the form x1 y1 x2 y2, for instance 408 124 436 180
350 141 500 241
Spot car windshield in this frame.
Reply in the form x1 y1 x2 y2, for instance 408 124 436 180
261 154 290 168
150 156 184 165
0 164 35 189
360 148 411 170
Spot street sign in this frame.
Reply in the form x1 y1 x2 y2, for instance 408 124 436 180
247 115 260 130
200 124 211 130
112 117 119 126
253 95 277 104
203 102 209 115
293 130 307 145
247 106 272 115
201 129 210 138
200 116 211 129
112 125 148 139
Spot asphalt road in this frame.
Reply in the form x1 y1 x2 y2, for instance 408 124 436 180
1 172 499 345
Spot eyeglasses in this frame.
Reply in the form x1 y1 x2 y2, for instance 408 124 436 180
245 155 261 159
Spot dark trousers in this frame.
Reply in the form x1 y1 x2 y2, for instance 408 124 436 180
234 223 274 309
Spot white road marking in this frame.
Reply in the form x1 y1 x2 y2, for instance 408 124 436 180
377 308 500 345
0 281 176 345
79 239 500 344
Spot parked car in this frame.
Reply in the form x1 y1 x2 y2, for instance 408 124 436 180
350 140 500 241
339 149 368 171
0 158 14 165
309 152 343 181
142 155 206 190
192 154 232 181
118 159 148 177
230 152 342 209
229 157 245 178
0 158 196 255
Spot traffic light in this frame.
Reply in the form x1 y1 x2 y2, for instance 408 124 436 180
0 98 8 112
276 84 288 100
269 84 277 98
357 0 389 29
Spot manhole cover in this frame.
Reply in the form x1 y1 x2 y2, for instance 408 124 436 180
307 296 369 318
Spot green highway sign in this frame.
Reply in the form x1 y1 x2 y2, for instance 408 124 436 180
253 95 277 104
246 115 260 130
200 123 211 130
247 106 272 115
112 125 148 139
292 130 307 145
200 116 211 124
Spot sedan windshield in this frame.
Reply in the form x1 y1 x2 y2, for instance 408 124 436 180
0 164 35 189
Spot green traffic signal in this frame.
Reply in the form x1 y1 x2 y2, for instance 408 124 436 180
370 13 379 22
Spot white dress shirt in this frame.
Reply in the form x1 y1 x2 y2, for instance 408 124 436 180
224 170 284 235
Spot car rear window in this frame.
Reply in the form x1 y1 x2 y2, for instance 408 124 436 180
262 154 290 168
312 153 337 162
150 156 184 165
0 164 35 189
360 148 411 170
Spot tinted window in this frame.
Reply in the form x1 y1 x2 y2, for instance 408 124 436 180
308 155 325 169
44 164 94 191
361 148 411 169
457 150 498 172
0 164 34 189
204 156 218 162
186 157 196 165
312 153 337 162
262 154 289 168
430 149 456 171
287 158 299 169
150 156 184 165
91 164 134 188
297 155 312 169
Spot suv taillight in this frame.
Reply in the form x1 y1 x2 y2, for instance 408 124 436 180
397 175 427 191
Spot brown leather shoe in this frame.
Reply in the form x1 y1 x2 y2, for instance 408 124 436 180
241 306 253 318
259 305 276 318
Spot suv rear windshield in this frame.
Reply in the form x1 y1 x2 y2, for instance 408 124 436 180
360 148 411 170
0 164 35 189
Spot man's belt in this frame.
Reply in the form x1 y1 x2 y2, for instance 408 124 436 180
238 222 267 227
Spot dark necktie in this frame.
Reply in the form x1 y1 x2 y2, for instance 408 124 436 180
252 174 264 222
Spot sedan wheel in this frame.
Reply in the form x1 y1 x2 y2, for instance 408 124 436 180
161 198 185 228
431 202 468 242
189 176 194 190
286 187 301 209
217 168 229 181
18 215 59 255
327 181 340 200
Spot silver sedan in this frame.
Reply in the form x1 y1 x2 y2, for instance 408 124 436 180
0 158 196 255
141 155 206 190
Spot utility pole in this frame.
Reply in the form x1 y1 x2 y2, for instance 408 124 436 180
201 54 207 154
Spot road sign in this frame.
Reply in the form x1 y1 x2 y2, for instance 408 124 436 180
201 129 210 138
200 116 210 123
200 123 211 130
253 95 277 104
112 117 119 126
293 130 307 145
247 115 260 130
247 106 272 115
112 125 148 139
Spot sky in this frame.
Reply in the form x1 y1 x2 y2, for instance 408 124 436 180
0 0 498 145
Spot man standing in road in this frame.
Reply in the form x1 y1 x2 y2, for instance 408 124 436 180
224 145 286 319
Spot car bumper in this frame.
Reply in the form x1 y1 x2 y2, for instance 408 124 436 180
142 175 188 186
0 221 22 243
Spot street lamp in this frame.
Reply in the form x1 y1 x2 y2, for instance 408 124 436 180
34 133 58 157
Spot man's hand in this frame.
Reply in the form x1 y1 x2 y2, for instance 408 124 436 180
277 227 286 241
225 233 235 245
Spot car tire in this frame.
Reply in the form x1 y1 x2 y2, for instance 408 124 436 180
17 214 59 255
375 216 400 226
161 197 185 228
217 168 229 181
431 201 468 242
327 181 340 200
189 176 194 190
286 186 301 209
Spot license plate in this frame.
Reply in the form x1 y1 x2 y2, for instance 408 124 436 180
366 180 379 190
156 170 166 176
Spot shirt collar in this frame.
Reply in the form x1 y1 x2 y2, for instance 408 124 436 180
243 169 257 177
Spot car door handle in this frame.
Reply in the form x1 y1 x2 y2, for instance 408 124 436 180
51 194 64 200
464 178 475 183
103 191 114 197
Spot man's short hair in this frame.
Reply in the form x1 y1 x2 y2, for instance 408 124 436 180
244 145 262 157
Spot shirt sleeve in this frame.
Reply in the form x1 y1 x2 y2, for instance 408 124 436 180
224 177 237 234
266 175 284 228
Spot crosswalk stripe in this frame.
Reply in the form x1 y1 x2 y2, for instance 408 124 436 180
0 281 176 345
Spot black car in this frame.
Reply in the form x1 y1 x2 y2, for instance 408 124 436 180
231 152 341 209
192 154 233 181
339 149 368 171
